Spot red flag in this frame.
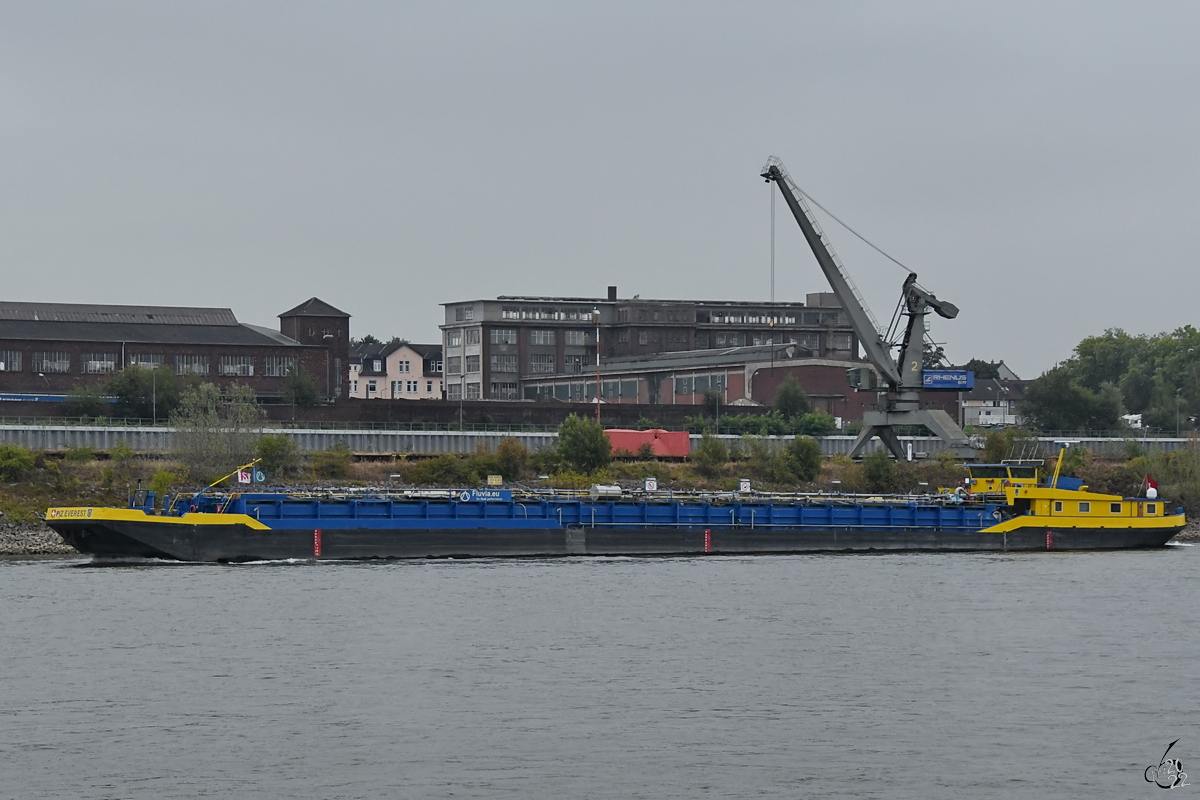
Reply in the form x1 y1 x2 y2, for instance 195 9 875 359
1146 475 1159 490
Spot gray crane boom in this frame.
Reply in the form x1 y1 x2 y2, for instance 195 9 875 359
760 155 977 460
760 158 902 387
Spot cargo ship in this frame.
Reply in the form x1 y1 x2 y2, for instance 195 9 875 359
46 456 1185 562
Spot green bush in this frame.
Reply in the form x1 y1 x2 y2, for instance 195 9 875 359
786 436 823 482
556 415 611 473
311 441 353 479
109 441 136 464
256 434 300 477
861 450 897 493
690 431 728 479
496 437 530 481
0 444 35 482
64 385 109 418
685 410 836 437
408 454 477 486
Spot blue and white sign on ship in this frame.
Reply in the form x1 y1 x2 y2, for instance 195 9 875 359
459 489 513 502
922 370 974 390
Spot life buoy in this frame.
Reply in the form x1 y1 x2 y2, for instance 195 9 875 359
189 504 197 513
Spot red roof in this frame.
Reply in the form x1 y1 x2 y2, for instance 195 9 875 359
605 429 691 458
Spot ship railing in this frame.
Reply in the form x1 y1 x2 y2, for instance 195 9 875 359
197 485 995 508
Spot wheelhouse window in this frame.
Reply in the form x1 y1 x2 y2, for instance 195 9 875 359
1078 502 1090 513
1110 502 1122 514
1053 501 1063 513
1147 503 1158 515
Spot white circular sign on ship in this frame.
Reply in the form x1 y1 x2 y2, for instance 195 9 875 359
459 491 471 502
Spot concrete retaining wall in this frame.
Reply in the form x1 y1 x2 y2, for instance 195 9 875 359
0 424 1193 459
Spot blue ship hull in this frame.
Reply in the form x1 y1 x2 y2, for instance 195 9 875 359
47 492 1182 562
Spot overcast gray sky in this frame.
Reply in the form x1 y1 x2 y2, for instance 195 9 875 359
2 1 1197 378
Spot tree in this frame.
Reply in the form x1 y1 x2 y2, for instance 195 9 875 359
795 412 837 436
1020 368 1122 432
107 365 180 420
64 385 108 418
786 436 823 482
956 358 1001 380
171 383 264 482
773 377 812 419
923 344 947 369
352 334 381 347
556 414 611 473
690 431 728 479
283 366 321 407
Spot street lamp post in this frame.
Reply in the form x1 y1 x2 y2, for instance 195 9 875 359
1177 388 1183 438
592 307 601 425
322 333 334 399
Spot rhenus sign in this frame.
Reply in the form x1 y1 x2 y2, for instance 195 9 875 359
922 370 974 390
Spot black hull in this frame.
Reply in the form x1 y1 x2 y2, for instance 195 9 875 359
50 520 1184 562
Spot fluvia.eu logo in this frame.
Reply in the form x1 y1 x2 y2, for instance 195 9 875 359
1146 739 1189 789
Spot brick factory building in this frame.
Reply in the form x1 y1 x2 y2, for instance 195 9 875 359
0 298 349 400
440 286 860 402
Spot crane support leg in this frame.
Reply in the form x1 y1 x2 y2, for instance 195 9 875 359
850 424 906 460
849 409 976 460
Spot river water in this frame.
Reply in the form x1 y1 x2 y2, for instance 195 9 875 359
1 548 1197 799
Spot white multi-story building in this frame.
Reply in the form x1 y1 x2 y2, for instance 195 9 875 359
348 340 443 400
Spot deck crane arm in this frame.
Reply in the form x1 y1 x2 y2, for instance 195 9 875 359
760 158 902 387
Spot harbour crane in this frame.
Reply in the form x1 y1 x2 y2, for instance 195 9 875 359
761 156 977 459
